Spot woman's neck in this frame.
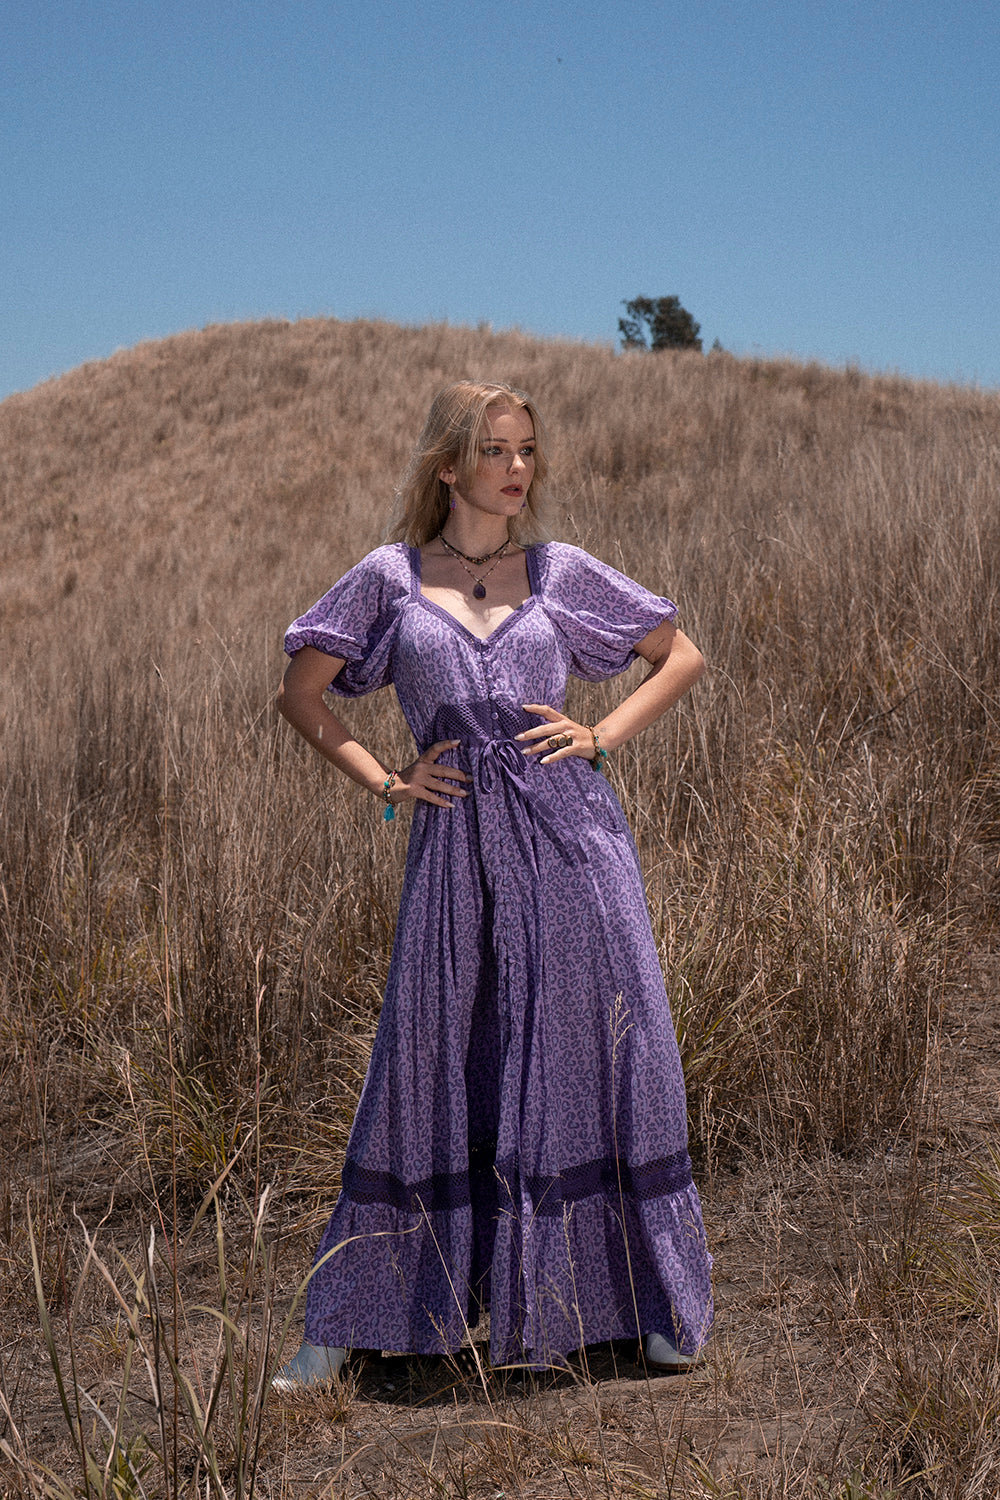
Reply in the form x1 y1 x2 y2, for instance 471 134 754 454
437 512 511 557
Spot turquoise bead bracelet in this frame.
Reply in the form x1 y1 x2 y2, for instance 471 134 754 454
589 726 609 773
382 770 398 821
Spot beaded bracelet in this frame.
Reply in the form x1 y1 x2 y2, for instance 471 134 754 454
588 726 609 773
381 770 399 822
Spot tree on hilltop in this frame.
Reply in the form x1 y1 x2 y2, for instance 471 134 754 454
619 296 702 352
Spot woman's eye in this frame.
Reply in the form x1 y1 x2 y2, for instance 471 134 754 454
521 447 535 458
483 445 502 456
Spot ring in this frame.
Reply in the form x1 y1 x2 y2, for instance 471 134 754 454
548 732 572 750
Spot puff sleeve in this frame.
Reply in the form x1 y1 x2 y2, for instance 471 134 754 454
536 542 678 682
283 544 411 697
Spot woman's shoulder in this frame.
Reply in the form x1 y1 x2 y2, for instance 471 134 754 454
285 543 412 663
330 541 413 593
529 540 622 584
295 543 411 619
528 540 594 573
528 540 677 676
350 540 413 575
531 540 676 616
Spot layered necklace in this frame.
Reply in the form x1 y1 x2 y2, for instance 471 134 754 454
437 533 510 599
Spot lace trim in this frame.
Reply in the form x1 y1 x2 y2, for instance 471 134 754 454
514 1151 694 1216
340 1141 496 1211
340 1146 693 1215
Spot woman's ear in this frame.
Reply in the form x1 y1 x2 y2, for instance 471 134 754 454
439 464 457 486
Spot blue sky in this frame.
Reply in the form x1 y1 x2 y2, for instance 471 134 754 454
3 0 999 400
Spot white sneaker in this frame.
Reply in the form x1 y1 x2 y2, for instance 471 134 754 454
642 1331 704 1371
270 1343 347 1391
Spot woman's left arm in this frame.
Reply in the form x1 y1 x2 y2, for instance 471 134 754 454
519 619 704 763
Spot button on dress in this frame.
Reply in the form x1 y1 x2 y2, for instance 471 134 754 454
284 541 713 1366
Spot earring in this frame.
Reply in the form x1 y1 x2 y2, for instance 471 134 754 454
450 491 456 512
520 497 527 511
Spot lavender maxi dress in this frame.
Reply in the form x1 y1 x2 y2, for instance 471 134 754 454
284 541 713 1366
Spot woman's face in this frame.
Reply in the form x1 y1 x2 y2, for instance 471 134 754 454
441 405 536 521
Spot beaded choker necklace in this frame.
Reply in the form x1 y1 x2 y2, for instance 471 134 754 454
436 534 509 566
437 534 510 599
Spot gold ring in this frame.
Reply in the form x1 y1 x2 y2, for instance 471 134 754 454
547 735 561 749
549 732 572 749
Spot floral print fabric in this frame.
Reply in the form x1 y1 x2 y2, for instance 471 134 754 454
284 542 713 1365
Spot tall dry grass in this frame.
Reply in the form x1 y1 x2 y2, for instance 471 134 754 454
1 318 998 1496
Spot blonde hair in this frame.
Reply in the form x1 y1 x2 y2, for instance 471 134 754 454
387 381 550 546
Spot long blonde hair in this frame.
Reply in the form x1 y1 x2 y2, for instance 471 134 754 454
387 381 550 546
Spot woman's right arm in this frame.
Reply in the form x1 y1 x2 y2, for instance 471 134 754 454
277 646 468 809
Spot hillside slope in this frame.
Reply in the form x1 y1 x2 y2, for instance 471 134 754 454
4 316 997 666
2 322 1000 1493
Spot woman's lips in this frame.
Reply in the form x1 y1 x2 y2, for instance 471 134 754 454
502 486 523 496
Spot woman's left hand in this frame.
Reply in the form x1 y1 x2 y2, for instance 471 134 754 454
516 704 596 764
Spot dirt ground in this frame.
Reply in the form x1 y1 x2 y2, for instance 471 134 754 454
3 958 998 1498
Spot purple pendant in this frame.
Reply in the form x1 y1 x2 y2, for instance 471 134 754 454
473 583 486 600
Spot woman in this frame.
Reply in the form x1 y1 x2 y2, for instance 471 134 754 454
272 381 712 1387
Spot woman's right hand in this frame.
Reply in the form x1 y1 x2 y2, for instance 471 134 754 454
391 740 470 809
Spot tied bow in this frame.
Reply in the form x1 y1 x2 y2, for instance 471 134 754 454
469 736 584 866
475 737 536 795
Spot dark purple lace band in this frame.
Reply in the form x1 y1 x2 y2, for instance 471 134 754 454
340 1146 693 1216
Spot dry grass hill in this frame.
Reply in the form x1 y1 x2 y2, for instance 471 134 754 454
0 318 998 1497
